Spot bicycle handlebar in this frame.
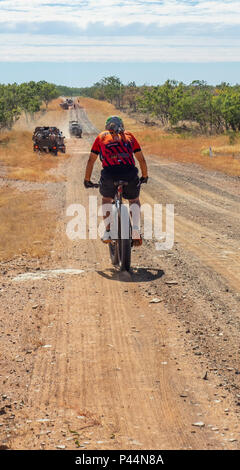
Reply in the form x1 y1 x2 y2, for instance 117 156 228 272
84 181 99 188
86 179 148 189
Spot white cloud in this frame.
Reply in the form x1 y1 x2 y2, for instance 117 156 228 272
1 1 240 27
1 33 240 62
0 1 240 62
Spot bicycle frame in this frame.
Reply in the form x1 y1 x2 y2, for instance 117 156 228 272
108 181 132 271
89 178 144 272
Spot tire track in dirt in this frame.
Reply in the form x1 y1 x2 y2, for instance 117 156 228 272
5 106 240 450
142 163 240 293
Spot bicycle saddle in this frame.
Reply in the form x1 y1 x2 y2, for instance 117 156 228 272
113 180 129 186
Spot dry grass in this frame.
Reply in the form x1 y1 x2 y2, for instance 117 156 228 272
0 98 70 182
0 98 68 261
14 97 66 132
79 97 240 177
0 187 56 260
79 97 143 133
205 143 240 157
46 97 66 112
134 131 240 176
0 129 67 182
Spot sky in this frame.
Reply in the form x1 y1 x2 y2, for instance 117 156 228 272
0 0 240 86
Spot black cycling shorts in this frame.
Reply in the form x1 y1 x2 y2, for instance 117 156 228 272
99 168 140 200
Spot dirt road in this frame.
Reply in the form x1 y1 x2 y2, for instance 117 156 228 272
0 106 239 450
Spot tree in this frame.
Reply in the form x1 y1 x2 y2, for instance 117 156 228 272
137 80 181 126
16 82 42 122
38 81 59 108
0 81 60 130
97 76 124 108
123 81 140 112
220 88 240 131
0 84 21 130
172 86 213 133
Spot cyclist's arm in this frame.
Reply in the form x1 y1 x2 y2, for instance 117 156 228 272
134 150 148 178
84 152 98 181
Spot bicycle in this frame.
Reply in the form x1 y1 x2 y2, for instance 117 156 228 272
108 180 133 271
89 180 144 272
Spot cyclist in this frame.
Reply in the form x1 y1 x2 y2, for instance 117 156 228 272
84 116 148 245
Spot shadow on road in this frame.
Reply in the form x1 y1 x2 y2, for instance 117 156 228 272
97 267 165 283
131 267 165 283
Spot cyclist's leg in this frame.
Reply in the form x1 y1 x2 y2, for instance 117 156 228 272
123 174 141 244
129 197 142 243
99 171 115 241
102 196 113 231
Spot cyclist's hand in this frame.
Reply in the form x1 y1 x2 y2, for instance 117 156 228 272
84 179 95 188
140 176 148 184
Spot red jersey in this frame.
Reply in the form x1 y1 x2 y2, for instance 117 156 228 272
91 130 141 168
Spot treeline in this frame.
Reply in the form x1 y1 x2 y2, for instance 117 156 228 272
2 77 240 135
78 76 240 135
0 81 59 130
55 85 83 96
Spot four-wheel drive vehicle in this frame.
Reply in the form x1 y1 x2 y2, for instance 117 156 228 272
50 127 66 153
66 98 73 107
57 133 66 153
69 120 82 138
60 98 74 109
60 101 69 109
32 126 66 156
